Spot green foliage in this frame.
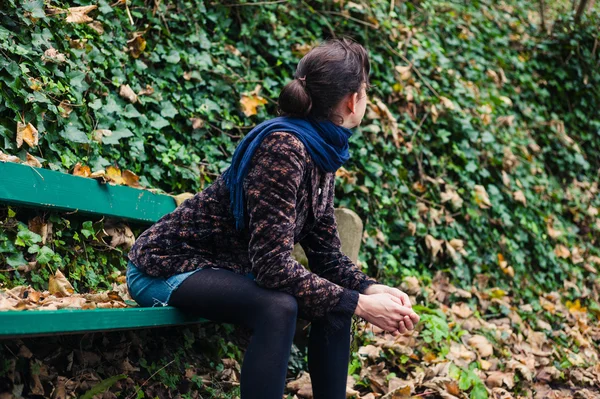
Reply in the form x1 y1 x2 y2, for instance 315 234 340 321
0 0 599 300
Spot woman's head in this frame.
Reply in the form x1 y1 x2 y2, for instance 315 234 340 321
277 37 370 128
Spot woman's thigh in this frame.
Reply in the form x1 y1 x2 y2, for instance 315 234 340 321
167 267 297 327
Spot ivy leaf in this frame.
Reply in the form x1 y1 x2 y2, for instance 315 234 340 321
60 125 89 144
81 221 95 239
16 228 42 247
36 246 55 265
6 253 27 267
22 0 46 19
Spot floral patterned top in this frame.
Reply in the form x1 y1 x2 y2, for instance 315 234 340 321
128 132 377 322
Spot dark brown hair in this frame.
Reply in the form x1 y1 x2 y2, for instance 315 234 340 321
277 37 370 123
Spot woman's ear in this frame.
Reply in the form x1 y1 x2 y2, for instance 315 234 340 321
346 92 359 114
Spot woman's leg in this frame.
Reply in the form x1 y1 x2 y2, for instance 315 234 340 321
307 314 353 399
168 268 297 399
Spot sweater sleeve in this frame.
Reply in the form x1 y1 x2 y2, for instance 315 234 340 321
299 177 378 293
243 132 358 322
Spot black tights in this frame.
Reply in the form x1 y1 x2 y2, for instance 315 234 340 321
168 268 352 399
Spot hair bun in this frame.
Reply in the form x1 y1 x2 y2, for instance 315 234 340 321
277 78 312 117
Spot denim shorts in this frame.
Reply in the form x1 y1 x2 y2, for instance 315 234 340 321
126 261 204 307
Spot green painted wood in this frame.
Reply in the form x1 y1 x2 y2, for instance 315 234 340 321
0 162 177 224
0 307 206 338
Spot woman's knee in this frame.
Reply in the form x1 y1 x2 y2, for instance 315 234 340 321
262 292 298 321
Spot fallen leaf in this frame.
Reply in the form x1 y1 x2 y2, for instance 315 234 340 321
119 84 138 103
16 122 39 148
25 153 42 167
190 118 204 129
28 216 51 244
425 235 444 258
103 224 135 249
474 185 492 209
122 170 141 187
65 5 97 23
48 270 75 297
58 100 73 117
468 335 494 357
173 193 195 207
87 21 104 35
439 96 456 110
106 166 124 185
451 302 473 318
440 187 463 210
127 35 146 58
554 245 570 259
41 47 66 63
138 85 154 96
73 163 91 177
513 190 526 205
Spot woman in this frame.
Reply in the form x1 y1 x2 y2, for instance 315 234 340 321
127 38 419 399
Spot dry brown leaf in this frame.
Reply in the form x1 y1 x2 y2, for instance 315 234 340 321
190 117 204 130
554 245 570 259
90 169 108 183
440 187 463 210
474 185 492 209
451 302 473 319
103 224 135 249
439 96 456 110
16 122 39 148
468 335 494 357
138 84 154 96
358 345 381 361
42 47 66 63
28 216 51 245
546 218 562 239
25 153 42 168
73 163 91 177
48 270 75 297
425 235 444 258
122 170 141 187
395 64 412 80
91 129 112 144
513 190 527 205
65 5 97 23
58 100 73 117
119 84 138 103
486 371 515 389
87 21 104 35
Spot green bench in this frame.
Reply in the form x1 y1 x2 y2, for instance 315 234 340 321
0 161 208 338
0 162 364 339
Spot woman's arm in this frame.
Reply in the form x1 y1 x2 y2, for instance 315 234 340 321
244 132 359 323
299 178 378 293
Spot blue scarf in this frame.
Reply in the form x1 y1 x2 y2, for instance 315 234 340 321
223 116 353 230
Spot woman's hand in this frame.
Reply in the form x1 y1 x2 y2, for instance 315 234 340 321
355 293 420 335
363 284 413 308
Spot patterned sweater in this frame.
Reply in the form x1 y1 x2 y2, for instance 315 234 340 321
128 132 377 322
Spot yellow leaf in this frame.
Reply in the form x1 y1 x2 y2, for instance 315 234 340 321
127 35 146 58
106 166 124 185
240 94 268 117
48 270 75 297
65 5 97 23
16 122 39 148
566 299 587 316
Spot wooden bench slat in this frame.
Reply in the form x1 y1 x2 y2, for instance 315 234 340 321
0 162 176 224
0 307 206 338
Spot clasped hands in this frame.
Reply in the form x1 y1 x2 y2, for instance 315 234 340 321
355 284 419 336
